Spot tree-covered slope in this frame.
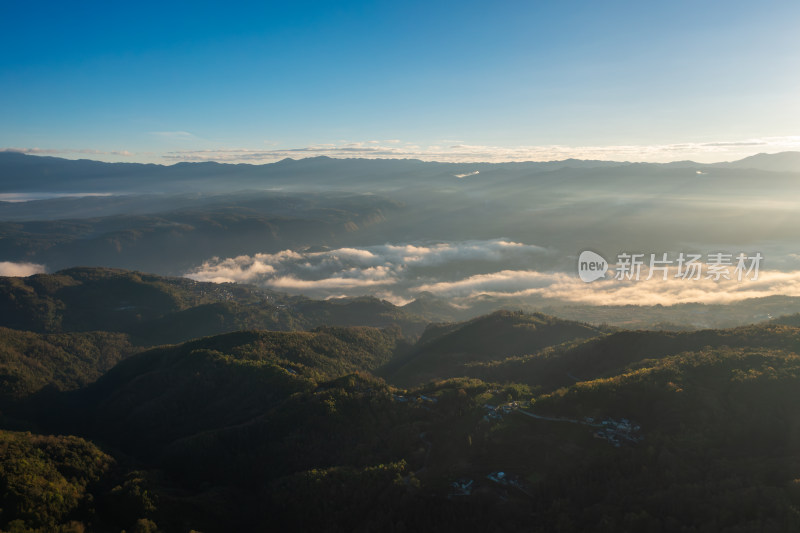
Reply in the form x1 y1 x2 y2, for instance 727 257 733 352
3 308 800 532
0 327 134 405
0 429 161 533
381 310 606 386
47 327 407 458
513 347 800 532
467 323 800 391
0 268 429 344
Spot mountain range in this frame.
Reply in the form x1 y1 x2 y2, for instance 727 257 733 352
2 151 799 194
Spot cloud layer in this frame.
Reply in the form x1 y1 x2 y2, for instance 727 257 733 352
0 147 133 157
186 240 547 303
416 268 800 306
161 136 800 164
186 240 800 307
5 135 799 165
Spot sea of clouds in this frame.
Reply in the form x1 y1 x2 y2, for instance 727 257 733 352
185 240 800 307
186 240 548 305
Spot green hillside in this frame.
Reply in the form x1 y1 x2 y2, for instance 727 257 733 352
3 300 800 531
514 347 800 531
0 327 134 405
0 268 428 344
0 429 161 533
48 327 406 458
381 310 606 386
469 323 800 391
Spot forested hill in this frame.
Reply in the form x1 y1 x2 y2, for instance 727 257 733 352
0 267 429 343
382 310 607 386
2 280 800 531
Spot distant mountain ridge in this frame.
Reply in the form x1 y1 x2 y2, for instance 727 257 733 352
1 151 797 193
713 151 800 172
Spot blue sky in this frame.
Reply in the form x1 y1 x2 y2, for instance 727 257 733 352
1 0 799 163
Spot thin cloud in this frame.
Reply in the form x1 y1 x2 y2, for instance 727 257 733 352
148 131 196 140
161 136 800 164
0 147 61 155
454 170 480 178
267 272 394 291
6 136 799 165
1 147 133 156
702 141 767 147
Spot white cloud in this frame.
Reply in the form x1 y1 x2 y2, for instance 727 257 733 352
185 239 547 299
371 290 414 306
416 270 556 295
454 170 480 178
186 255 276 284
0 147 133 156
0 262 46 277
267 273 394 290
418 267 800 307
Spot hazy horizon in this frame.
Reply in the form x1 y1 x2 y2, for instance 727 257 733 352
3 148 800 167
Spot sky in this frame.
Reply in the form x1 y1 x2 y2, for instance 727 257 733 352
2 0 799 164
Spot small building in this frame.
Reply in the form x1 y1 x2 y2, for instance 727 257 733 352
450 479 474 497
